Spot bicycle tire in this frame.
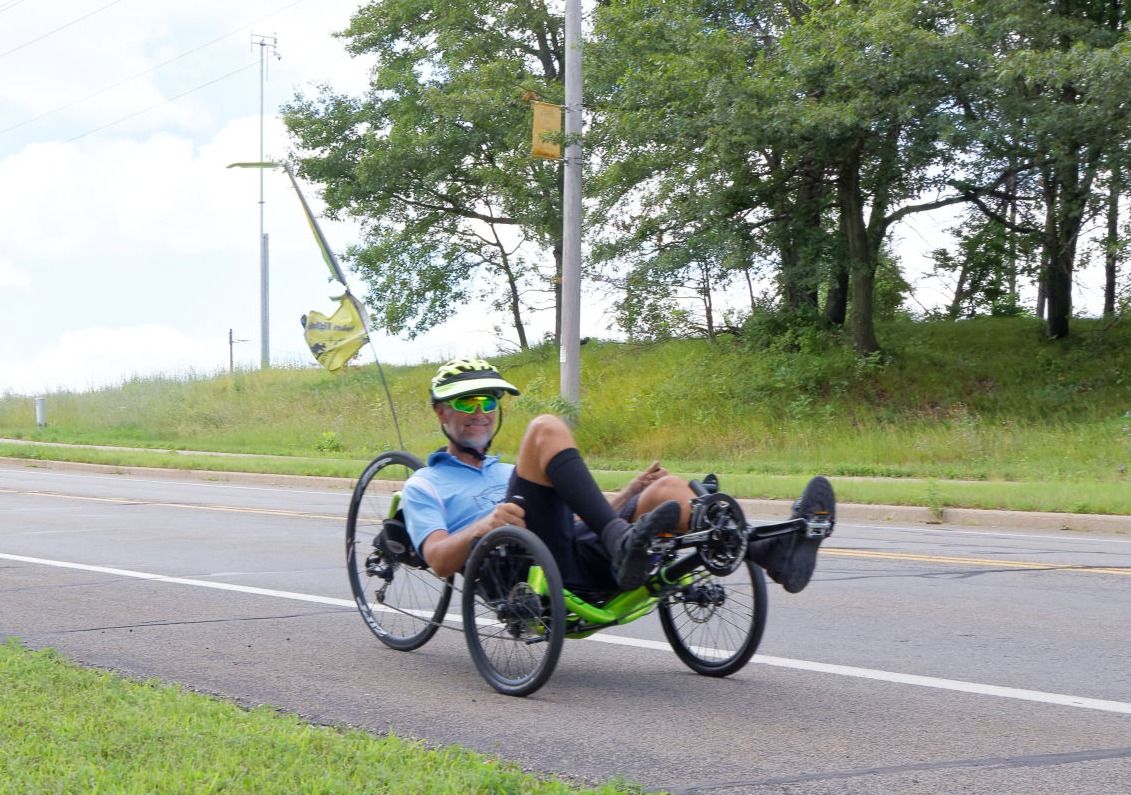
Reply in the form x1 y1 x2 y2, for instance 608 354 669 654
658 559 767 677
346 451 453 651
461 526 566 697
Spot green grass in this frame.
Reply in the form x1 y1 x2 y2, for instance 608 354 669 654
1 316 1129 513
0 317 1126 790
0 639 640 795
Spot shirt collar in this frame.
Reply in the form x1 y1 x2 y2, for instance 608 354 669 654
426 449 500 470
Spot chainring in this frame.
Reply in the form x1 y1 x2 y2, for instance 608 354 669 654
690 492 748 575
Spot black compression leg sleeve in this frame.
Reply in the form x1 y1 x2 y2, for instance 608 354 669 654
545 448 620 537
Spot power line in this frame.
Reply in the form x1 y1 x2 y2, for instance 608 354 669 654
0 0 314 135
60 24 327 143
1 31 240 135
65 61 258 143
0 0 126 60
0 0 32 16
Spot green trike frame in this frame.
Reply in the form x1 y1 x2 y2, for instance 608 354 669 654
345 451 834 697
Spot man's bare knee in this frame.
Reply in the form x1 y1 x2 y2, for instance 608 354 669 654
526 414 573 445
515 414 576 484
634 475 696 531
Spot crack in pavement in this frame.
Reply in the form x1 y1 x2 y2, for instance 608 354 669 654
675 746 1131 792
48 609 352 634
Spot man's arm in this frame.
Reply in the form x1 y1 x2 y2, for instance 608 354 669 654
609 460 668 512
421 501 526 578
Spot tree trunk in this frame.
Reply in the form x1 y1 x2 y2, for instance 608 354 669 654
553 240 563 345
837 155 880 354
1045 154 1091 339
499 254 529 350
701 262 715 339
779 159 824 312
1105 164 1119 318
824 257 848 326
1036 250 1047 320
1046 244 1073 338
949 262 970 319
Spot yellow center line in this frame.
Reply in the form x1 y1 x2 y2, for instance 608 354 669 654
10 488 1130 576
825 548 1131 577
2 487 341 522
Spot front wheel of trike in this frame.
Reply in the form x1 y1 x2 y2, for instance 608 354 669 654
658 559 767 677
461 526 566 697
346 451 453 651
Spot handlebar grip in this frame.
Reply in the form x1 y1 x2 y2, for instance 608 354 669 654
688 479 709 498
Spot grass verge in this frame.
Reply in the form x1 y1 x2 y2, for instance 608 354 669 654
4 442 1130 516
0 639 640 795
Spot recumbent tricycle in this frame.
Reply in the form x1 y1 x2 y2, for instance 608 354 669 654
345 452 835 697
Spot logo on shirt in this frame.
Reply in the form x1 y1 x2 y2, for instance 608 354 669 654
473 482 509 512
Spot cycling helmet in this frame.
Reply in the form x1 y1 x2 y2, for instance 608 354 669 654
429 358 519 404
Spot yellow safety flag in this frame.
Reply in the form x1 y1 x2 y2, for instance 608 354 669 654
531 101 562 159
301 293 369 373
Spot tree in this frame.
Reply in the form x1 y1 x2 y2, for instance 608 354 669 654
586 0 837 338
931 210 1037 318
282 0 568 349
589 0 993 355
958 0 1131 338
768 0 987 353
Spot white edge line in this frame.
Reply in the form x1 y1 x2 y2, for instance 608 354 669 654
0 552 355 608
4 552 1130 717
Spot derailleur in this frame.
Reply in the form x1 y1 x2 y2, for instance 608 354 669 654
365 547 396 604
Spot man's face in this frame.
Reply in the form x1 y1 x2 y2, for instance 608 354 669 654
436 394 498 451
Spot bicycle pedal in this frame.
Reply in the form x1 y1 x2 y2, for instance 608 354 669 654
805 520 833 538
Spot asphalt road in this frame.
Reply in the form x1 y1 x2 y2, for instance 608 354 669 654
2 460 1129 794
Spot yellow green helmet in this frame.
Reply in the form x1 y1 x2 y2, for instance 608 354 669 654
429 358 519 404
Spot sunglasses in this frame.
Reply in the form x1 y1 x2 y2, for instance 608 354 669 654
447 395 499 413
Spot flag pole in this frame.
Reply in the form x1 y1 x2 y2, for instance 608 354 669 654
227 160 405 449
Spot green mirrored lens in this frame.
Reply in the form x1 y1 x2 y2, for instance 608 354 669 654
449 395 498 413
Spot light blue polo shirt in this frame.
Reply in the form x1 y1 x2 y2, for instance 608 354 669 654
401 450 514 553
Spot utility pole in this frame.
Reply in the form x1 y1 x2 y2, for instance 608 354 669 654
252 33 279 369
229 329 248 373
560 0 582 414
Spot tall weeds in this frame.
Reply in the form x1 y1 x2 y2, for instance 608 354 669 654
1 317 1127 484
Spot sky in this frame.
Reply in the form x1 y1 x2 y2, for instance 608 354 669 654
0 0 555 396
0 1 1114 396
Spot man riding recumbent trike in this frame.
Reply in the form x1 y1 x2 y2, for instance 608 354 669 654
345 359 836 696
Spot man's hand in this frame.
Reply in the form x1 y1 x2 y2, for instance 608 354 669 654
484 499 526 532
624 460 668 499
423 500 527 579
468 498 526 539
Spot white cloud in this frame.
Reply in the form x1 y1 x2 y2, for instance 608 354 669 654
0 1 557 394
0 325 230 396
0 259 32 291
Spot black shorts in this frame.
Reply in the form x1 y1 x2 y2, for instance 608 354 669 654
506 474 637 597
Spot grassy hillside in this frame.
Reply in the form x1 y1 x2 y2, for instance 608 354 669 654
2 316 1128 512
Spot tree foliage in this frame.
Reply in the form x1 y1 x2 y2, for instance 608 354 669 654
285 0 1131 357
282 0 570 348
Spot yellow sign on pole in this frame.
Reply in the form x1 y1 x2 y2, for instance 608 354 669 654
531 101 562 159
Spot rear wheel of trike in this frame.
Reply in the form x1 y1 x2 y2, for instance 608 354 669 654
346 451 453 651
461 526 566 697
658 560 767 677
